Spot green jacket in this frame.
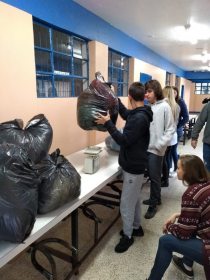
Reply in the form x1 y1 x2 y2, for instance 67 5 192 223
192 102 210 145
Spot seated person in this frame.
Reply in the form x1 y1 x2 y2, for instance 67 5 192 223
147 154 210 280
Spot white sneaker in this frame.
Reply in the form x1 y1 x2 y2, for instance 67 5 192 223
169 171 177 178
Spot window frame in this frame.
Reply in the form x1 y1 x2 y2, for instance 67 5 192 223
33 20 89 98
108 49 129 96
194 82 210 95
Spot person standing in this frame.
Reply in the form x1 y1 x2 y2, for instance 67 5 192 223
143 80 174 219
95 82 153 253
147 155 210 280
161 86 180 187
171 86 189 171
173 86 189 141
191 101 210 172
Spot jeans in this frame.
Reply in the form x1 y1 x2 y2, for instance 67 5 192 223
170 143 178 171
147 152 163 206
203 143 210 172
148 234 204 280
177 127 183 141
162 147 171 182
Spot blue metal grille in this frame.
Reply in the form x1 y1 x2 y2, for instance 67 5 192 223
108 50 129 96
33 21 88 98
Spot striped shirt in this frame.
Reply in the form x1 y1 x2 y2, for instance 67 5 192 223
167 181 210 279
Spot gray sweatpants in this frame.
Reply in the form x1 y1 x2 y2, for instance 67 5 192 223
120 171 144 237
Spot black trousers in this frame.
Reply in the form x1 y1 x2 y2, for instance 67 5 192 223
147 152 163 206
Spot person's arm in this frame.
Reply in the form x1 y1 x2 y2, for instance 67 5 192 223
191 103 209 148
162 212 180 234
154 104 175 151
117 97 130 120
95 111 148 147
177 98 189 128
167 197 201 239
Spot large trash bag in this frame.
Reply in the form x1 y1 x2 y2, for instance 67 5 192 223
0 143 39 243
105 128 123 152
77 75 119 131
0 114 53 163
36 149 81 214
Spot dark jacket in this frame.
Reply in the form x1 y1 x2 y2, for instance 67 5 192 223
104 99 153 174
191 101 210 145
177 98 189 129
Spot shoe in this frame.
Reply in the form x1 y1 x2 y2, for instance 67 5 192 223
143 199 161 205
172 255 194 279
144 206 157 219
169 171 177 178
115 235 134 253
161 180 169 188
120 226 144 237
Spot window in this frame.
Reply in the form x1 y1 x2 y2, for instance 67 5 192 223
108 50 129 96
33 22 88 98
165 72 171 86
195 82 210 94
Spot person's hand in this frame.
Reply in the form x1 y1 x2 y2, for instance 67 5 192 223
162 213 180 234
95 112 110 125
191 139 198 149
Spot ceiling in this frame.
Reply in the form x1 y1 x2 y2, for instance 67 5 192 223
74 0 210 72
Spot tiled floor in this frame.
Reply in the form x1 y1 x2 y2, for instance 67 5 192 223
1 134 205 280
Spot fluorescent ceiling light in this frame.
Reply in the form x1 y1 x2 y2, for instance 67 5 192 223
172 22 210 44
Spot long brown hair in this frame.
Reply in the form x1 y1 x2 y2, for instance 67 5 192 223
179 154 209 185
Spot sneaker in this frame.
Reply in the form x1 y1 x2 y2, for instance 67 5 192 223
120 226 144 237
172 255 194 279
115 235 134 253
144 206 157 219
143 199 161 205
161 180 169 188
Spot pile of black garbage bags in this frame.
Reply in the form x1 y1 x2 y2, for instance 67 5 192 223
0 114 81 243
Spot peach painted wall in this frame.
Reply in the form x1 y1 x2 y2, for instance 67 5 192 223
1 2 197 159
0 2 92 156
180 78 193 112
189 83 207 112
130 58 166 87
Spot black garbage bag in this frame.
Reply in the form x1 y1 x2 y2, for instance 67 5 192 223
36 149 81 214
105 128 123 152
0 114 53 163
77 78 119 131
0 143 39 243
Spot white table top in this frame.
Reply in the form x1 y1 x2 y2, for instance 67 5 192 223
0 143 120 268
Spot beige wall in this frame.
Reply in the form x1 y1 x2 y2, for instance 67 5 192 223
1 2 199 158
129 58 194 113
0 2 125 157
189 83 207 112
179 78 193 112
0 2 94 156
130 58 166 87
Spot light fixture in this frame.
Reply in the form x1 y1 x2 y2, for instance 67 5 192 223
66 43 71 50
183 23 197 44
172 21 210 44
201 50 208 63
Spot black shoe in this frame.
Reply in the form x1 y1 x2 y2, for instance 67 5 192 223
120 226 144 237
143 199 161 205
144 206 157 219
161 180 169 188
172 255 194 279
115 235 134 253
